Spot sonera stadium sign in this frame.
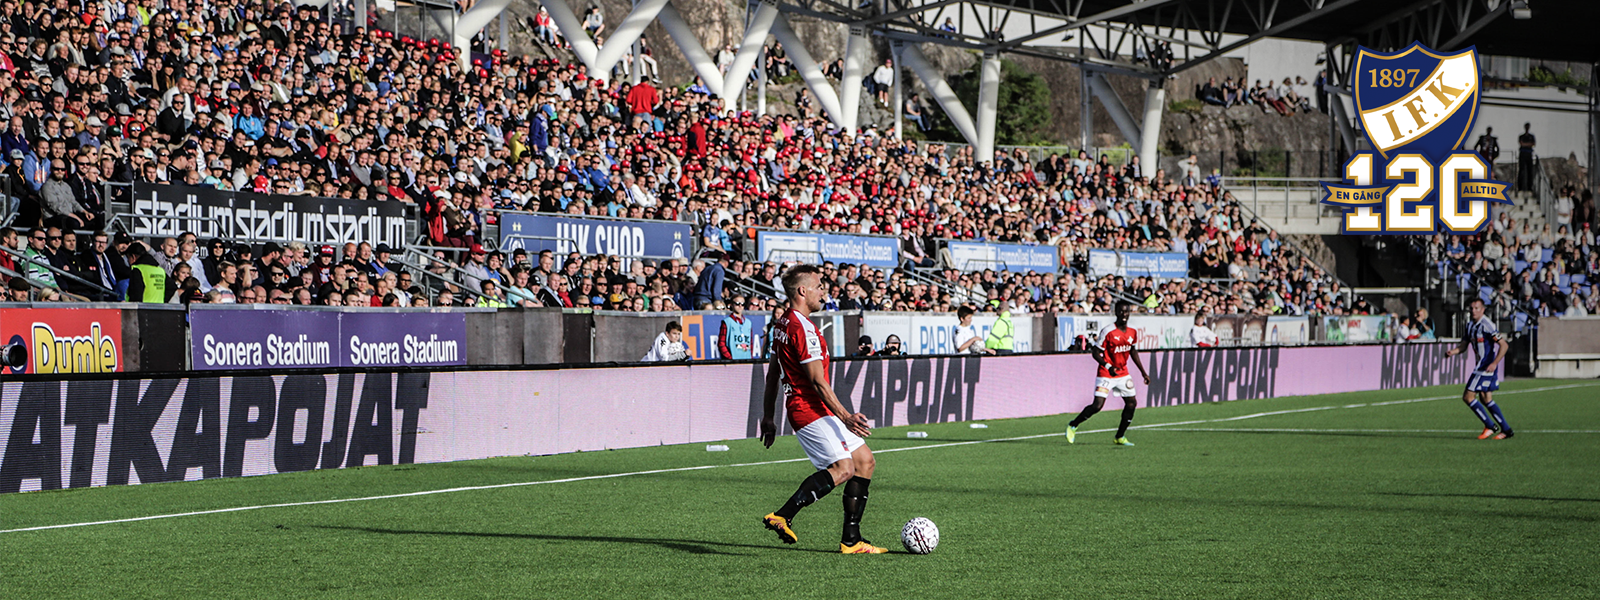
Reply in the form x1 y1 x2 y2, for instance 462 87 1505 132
1321 43 1511 235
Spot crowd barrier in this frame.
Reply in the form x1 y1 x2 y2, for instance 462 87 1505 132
0 342 1479 494
0 305 1505 373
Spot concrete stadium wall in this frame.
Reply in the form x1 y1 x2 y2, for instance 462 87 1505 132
1535 316 1600 378
0 342 1476 494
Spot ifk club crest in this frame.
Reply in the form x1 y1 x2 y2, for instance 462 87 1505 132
1321 43 1509 234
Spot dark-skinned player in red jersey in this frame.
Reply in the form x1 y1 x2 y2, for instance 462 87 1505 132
1066 301 1149 446
759 264 887 554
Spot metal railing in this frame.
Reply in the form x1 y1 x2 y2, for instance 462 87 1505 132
0 245 118 300
1220 176 1340 226
0 263 93 302
109 211 228 239
396 246 493 304
948 257 1010 273
761 249 826 264
898 265 964 299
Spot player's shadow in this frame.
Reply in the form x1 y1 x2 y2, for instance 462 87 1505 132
316 525 839 555
1377 491 1600 504
1167 430 1463 440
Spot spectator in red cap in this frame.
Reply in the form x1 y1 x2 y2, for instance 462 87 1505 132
461 243 491 294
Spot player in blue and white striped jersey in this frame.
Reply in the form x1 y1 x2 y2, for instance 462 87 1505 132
1444 298 1514 440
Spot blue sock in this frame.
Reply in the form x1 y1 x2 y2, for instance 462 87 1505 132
1466 400 1495 429
1485 402 1511 432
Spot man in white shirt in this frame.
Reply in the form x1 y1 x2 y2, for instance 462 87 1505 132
1555 192 1573 227
1190 313 1220 347
642 321 690 361
872 59 895 106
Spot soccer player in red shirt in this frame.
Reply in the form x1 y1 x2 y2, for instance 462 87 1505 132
1066 301 1149 446
759 264 887 554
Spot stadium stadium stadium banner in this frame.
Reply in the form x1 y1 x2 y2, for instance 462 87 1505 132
497 212 694 260
756 230 900 269
191 309 466 370
1086 249 1189 279
128 183 409 249
1321 315 1392 342
0 308 123 374
0 343 1480 493
945 241 1058 273
860 313 1036 354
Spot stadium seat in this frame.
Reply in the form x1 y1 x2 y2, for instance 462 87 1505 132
1479 286 1494 304
1543 248 1555 263
1513 260 1527 273
1558 274 1571 294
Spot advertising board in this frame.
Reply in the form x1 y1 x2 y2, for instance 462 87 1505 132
498 212 693 260
757 231 900 269
129 184 409 248
945 241 1057 273
860 313 1035 355
0 308 123 374
190 309 466 370
1087 249 1189 278
0 343 1475 493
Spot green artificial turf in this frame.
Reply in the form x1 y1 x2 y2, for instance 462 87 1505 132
2 379 1598 599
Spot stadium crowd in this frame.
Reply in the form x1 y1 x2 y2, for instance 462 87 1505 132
1410 187 1600 320
1194 73 1322 116
0 0 1359 319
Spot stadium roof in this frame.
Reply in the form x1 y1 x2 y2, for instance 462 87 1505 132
816 0 1598 77
1024 0 1597 61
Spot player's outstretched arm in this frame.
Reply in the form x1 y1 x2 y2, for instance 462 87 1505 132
760 353 781 448
1131 346 1150 385
807 359 870 437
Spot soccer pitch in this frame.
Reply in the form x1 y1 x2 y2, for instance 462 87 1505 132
3 379 1597 598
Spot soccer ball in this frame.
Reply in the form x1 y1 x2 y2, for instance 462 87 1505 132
900 517 939 554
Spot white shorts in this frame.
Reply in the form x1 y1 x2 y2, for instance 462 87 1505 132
1095 375 1136 398
795 416 866 470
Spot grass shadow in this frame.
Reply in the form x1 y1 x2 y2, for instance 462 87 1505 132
315 525 843 555
1377 492 1600 504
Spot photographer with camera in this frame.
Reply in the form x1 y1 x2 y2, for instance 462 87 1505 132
877 335 904 357
854 335 876 357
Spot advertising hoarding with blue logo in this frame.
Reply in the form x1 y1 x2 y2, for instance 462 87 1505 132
861 313 1034 355
498 213 694 260
757 231 900 269
946 241 1058 273
1087 249 1189 279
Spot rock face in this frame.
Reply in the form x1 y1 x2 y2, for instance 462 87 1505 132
496 1 1332 168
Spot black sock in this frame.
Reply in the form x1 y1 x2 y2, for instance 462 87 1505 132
775 470 836 521
841 476 871 544
1070 397 1107 427
1116 401 1136 438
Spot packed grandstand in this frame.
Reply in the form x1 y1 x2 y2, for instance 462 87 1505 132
0 0 1593 334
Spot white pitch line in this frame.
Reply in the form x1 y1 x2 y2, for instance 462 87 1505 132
3 381 1596 535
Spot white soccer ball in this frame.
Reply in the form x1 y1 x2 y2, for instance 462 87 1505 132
901 517 940 555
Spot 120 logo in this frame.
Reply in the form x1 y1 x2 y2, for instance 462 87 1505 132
1321 43 1509 234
